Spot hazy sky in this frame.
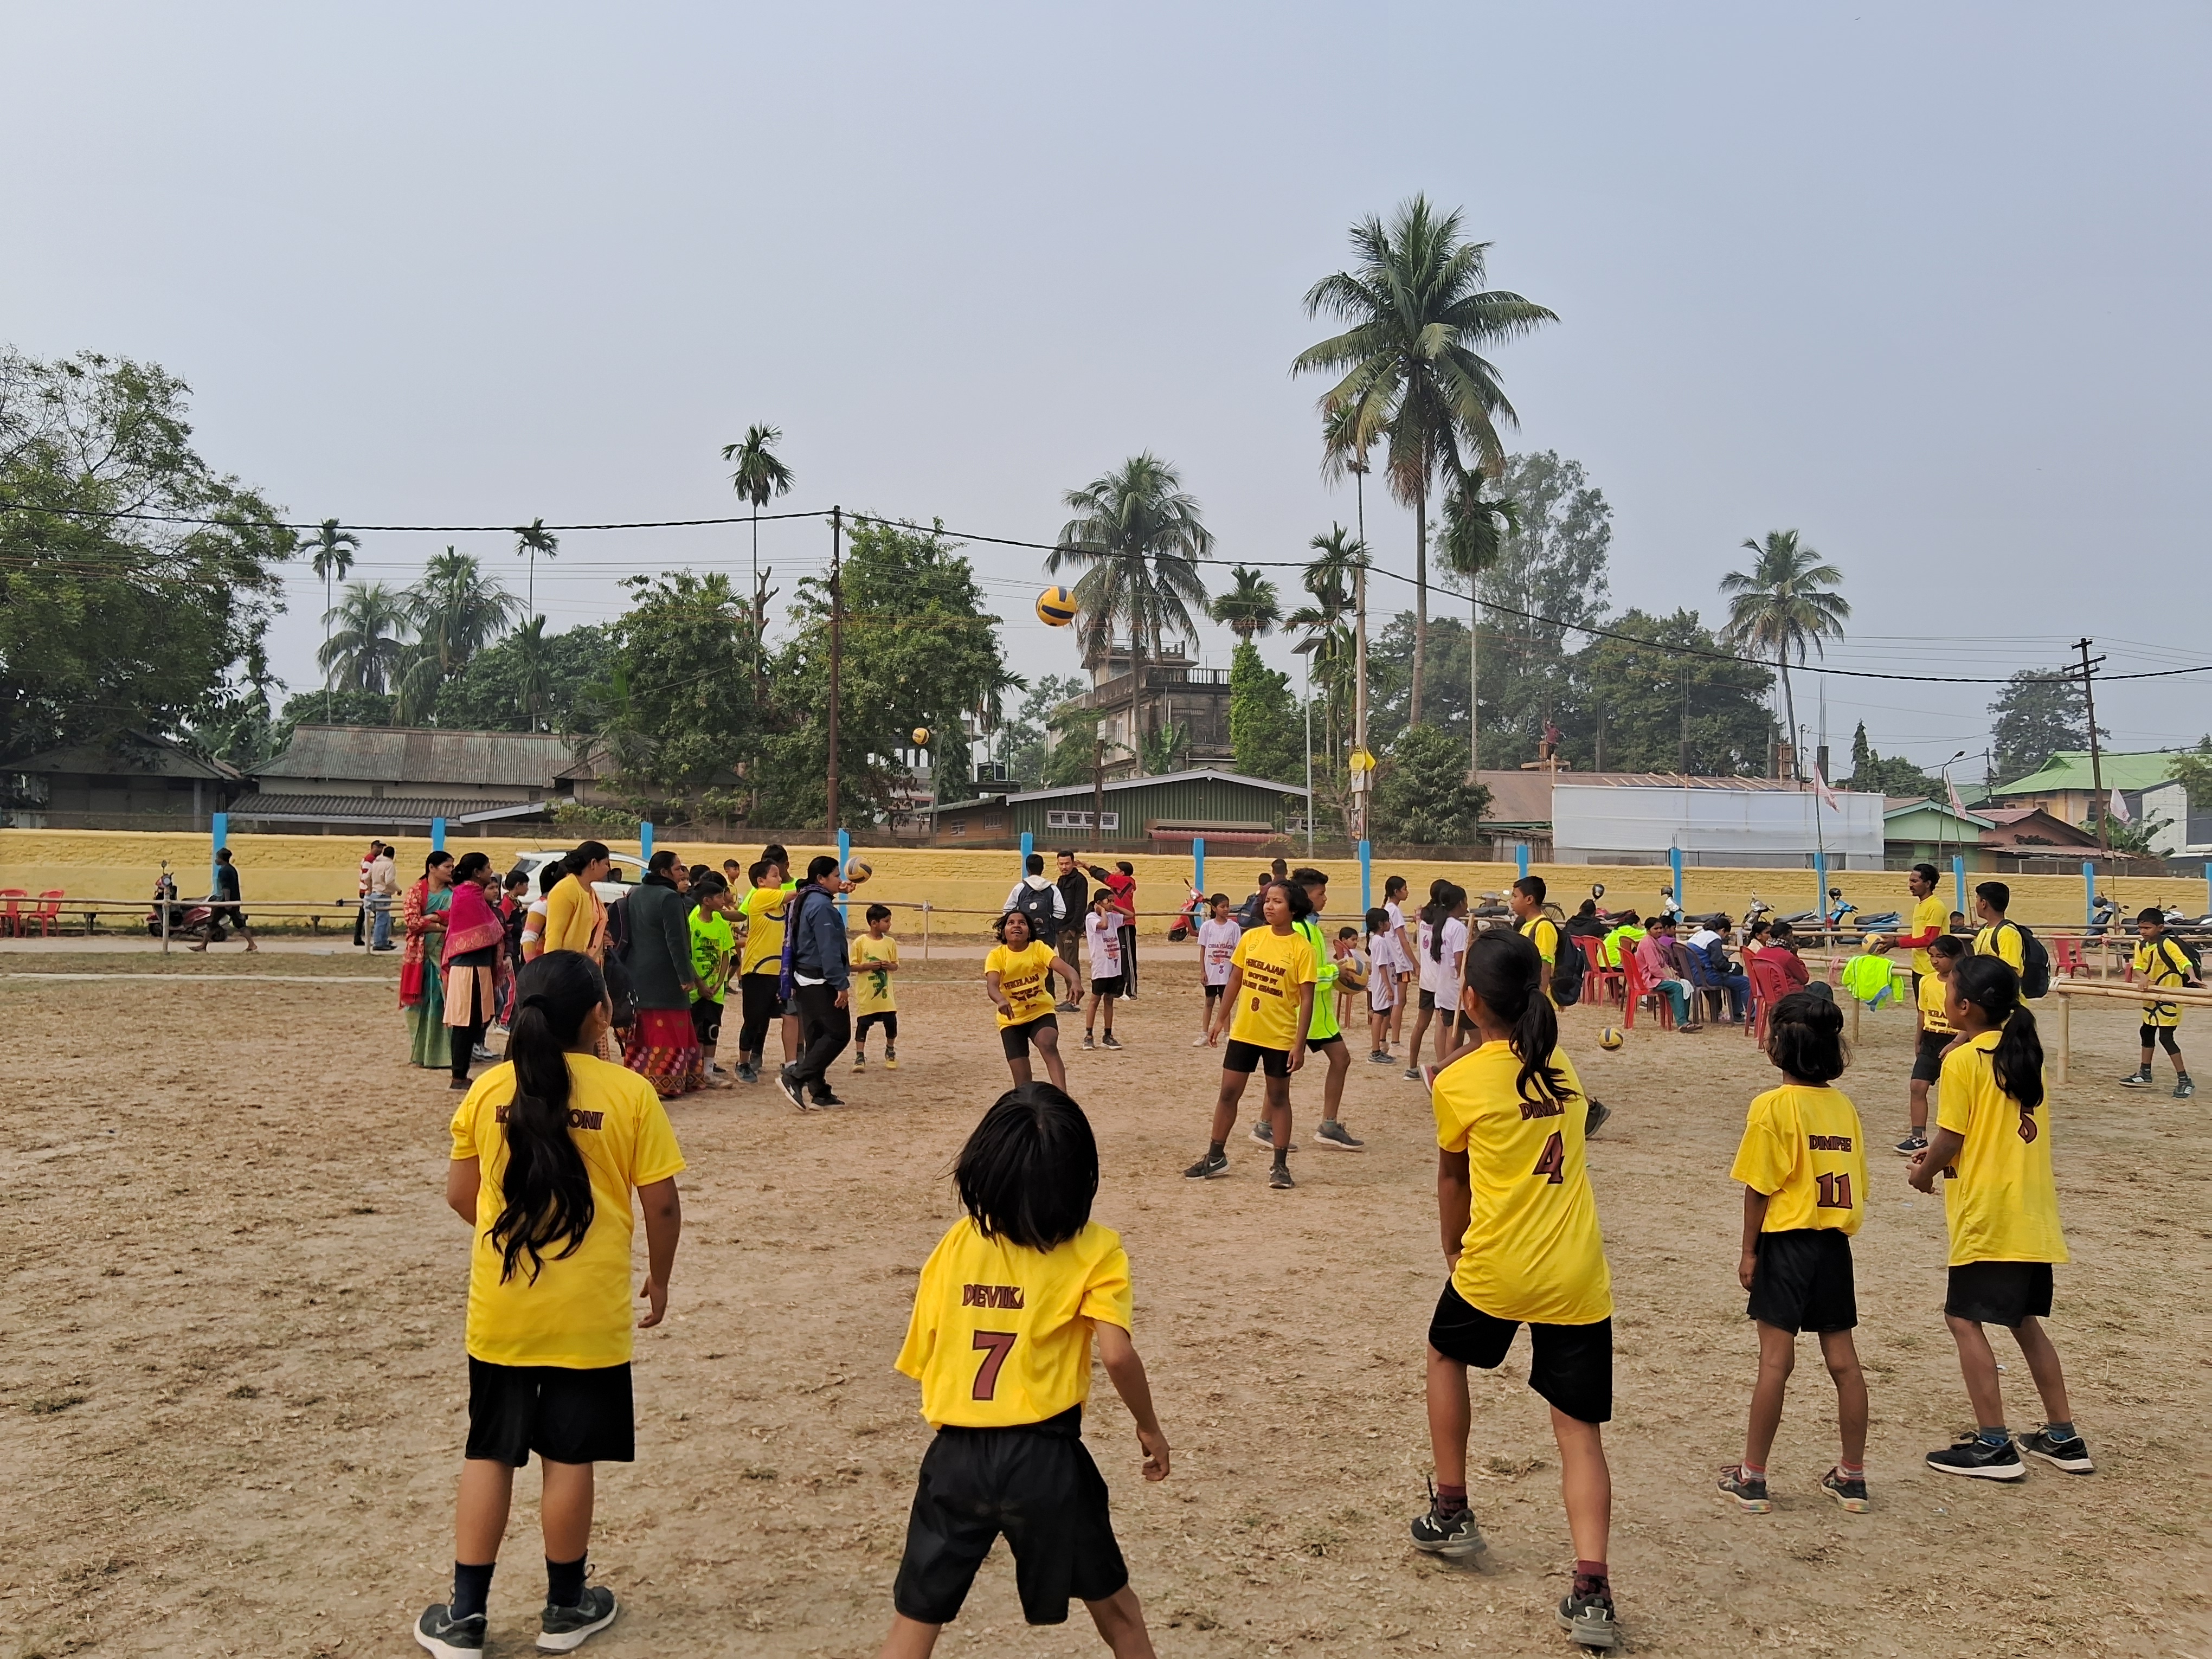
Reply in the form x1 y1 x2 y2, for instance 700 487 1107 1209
5 2 2207 773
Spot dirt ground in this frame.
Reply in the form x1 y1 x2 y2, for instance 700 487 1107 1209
4 948 2209 1659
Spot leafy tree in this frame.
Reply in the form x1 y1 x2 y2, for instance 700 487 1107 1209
303 518 361 721
1049 453 1214 776
1988 667 2098 782
1435 472 1521 769
583 571 756 815
1719 530 1849 774
1208 565 1282 640
1373 722 1491 845
319 581 410 695
512 518 558 616
721 424 794 688
1140 721 1191 775
1290 529 1361 767
1228 639 1304 785
1295 196 1557 724
431 622 610 733
0 348 293 766
396 548 519 722
280 687 393 727
995 673 1088 784
1558 609 1775 774
1844 721 1937 795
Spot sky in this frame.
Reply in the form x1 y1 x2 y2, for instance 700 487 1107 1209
4 1 2207 776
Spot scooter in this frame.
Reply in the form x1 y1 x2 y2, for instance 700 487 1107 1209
145 866 229 943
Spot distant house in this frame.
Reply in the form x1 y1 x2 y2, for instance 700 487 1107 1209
922 767 1308 849
227 725 603 836
1064 637 1235 782
1983 749 2212 856
1883 796 2120 871
1882 797 1995 866
3 731 241 828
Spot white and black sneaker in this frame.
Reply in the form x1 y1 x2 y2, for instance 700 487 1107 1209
1557 1585 1621 1650
1584 1099 1612 1137
1314 1121 1366 1152
2021 1427 2095 1474
1182 1151 1230 1180
537 1584 619 1651
1926 1432 2025 1480
776 1065 809 1110
1894 1130 1928 1156
414 1604 486 1658
2120 1070 2154 1089
1409 1494 1487 1558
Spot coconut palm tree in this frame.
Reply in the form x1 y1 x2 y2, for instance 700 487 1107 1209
396 549 520 722
1295 195 1557 724
512 517 558 616
319 581 410 696
721 423 794 614
1208 566 1282 640
1049 453 1214 777
1720 530 1850 778
511 615 552 731
1288 547 1358 765
1436 477 1520 770
304 518 361 722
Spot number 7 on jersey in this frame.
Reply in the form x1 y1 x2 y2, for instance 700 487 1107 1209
971 1330 1017 1400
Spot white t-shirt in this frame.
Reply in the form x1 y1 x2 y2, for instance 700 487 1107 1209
521 896 550 942
1417 915 1469 996
1367 943 1399 1011
1085 911 1123 979
1197 918 1241 986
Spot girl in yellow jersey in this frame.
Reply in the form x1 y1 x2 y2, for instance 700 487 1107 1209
1718 992 1872 1516
1183 882 1317 1190
985 909 1081 1092
1907 957 2093 1480
880 1084 1168 1658
1416 931 1621 1652
1895 934 1966 1156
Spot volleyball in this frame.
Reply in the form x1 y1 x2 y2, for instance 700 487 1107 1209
844 857 873 886
1036 586 1078 627
911 726 931 747
1598 1026 1625 1051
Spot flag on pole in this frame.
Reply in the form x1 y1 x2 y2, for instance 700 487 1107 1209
1812 766 1840 811
1948 775 1969 818
2110 786 2132 825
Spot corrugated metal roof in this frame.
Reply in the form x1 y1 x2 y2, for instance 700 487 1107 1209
1478 769 1806 826
1008 767 1309 804
226 792 552 826
256 725 582 787
1987 750 2184 795
12 730 240 781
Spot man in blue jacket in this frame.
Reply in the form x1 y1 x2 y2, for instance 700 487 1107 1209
777 855 852 1109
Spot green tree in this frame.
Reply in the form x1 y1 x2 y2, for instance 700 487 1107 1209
303 518 361 721
1558 609 1775 775
1720 530 1849 775
395 548 519 722
1228 639 1304 785
721 424 794 689
995 673 1088 784
1207 565 1282 640
431 622 610 732
1988 667 2098 782
319 581 411 695
1049 454 1214 777
2168 737 2212 808
1373 722 1491 845
1295 196 1557 724
584 571 756 816
279 687 393 728
0 349 293 765
512 517 558 616
1842 721 1936 795
1435 474 1520 770
1289 530 1361 766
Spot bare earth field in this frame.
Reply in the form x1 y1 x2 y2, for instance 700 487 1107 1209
3 951 2209 1658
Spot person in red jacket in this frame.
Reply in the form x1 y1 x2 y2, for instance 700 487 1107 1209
1088 860 1139 1000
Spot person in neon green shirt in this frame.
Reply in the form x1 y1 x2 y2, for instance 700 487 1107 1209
1839 936 1898 1007
686 873 738 1087
1276 865 1363 1154
1601 911 1645 969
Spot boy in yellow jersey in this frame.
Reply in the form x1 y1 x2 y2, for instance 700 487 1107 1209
1417 930 1621 1652
729 860 792 1085
1898 861 1948 994
880 1084 1168 1658
1970 880 2024 972
1908 957 2092 1480
1184 881 1317 1190
853 903 902 1072
2120 906 2196 1098
1719 992 1872 1515
1510 874 1560 1000
1896 935 1965 1155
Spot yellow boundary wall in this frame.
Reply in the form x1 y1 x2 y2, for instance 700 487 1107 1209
2 828 2200 939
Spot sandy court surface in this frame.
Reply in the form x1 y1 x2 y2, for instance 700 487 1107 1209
3 953 2208 1659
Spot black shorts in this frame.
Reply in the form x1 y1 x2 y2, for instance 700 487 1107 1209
1221 1038 1290 1078
1418 987 1437 1011
1090 975 1123 999
690 997 723 1046
858 1011 898 1040
1307 1032 1347 1052
1945 1261 2054 1328
1000 1013 1058 1059
1204 982 1225 1001
1912 1030 1950 1084
893 1406 1128 1626
1425 1282 1612 1425
1746 1227 1859 1333
465 1358 634 1466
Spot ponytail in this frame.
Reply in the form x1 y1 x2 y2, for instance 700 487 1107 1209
488 950 604 1284
1952 956 2046 1120
1423 883 1467 961
1462 931 1575 1107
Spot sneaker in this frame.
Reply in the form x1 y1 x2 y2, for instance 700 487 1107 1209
1402 1065 1423 1081
414 1604 486 1658
810 1090 845 1108
1250 1120 1274 1147
448 1077 471 1091
1182 1151 1230 1180
1056 999 1083 1013
1368 1049 1395 1064
1819 1467 1871 1512
776 1065 808 1110
2120 1071 2154 1089
1081 1034 1096 1051
1557 1585 1620 1650
1926 1432 2024 1480
1894 1130 1928 1156
1407 1497 1486 1558
2176 1077 2196 1099
471 1044 497 1063
537 1584 619 1651
2021 1428 2095 1474
735 1061 758 1084
884 1052 898 1070
852 1054 867 1071
1121 992 1138 1002
1584 1099 1612 1138
1717 1464 1771 1514
1315 1121 1366 1152
1191 1033 1212 1047
1268 1164 1296 1190
1102 1032 1122 1050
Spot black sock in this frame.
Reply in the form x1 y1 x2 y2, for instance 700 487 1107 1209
451 1561 495 1621
547 1553 586 1609
1272 1147 1289 1171
1207 1139 1225 1159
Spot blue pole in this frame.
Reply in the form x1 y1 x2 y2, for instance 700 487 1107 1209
639 820 653 864
1952 853 1966 919
1516 841 1531 880
1359 838 1372 915
1669 847 1684 916
1192 835 1206 900
1020 829 1033 879
1814 850 1829 931
2205 861 2210 918
2082 860 2095 929
430 816 446 853
210 811 228 888
839 828 853 926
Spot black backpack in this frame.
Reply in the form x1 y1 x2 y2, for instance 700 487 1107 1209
1550 931 1586 1008
2157 934 2203 984
2009 922 2051 1000
1012 880 1059 943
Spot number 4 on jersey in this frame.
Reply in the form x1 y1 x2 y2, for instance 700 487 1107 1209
1532 1131 1565 1184
971 1330 1017 1400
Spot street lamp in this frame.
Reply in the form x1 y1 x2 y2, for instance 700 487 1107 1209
1937 748 1967 884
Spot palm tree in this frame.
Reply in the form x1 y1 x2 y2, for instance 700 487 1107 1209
1295 195 1557 723
1720 530 1850 778
319 581 410 696
1320 406 1377 780
304 518 361 722
1049 453 1214 777
1208 566 1282 640
397 548 520 722
511 615 552 731
1288 542 1359 766
513 518 559 616
721 425 794 640
1436 478 1520 770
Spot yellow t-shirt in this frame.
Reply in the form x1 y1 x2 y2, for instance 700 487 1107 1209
449 1054 687 1368
1520 915 1559 965
737 885 789 978
1935 1030 2067 1266
1730 1084 1867 1236
986 941 1059 1028
1227 924 1319 1050
895 1217 1133 1428
1973 921 2024 973
1917 971 1954 1036
1908 894 1949 978
2134 937 2190 1028
1432 1040 1612 1326
854 934 899 1016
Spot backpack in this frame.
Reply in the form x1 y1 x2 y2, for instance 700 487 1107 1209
1550 933 1586 1008
1012 880 1059 943
2156 934 2203 985
2009 922 2051 1000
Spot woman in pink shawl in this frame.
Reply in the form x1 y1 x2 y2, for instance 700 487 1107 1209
439 851 513 1090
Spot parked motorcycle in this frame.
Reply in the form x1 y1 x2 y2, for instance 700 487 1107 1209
145 867 229 944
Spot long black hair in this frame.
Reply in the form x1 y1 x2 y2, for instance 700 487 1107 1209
453 850 492 885
1951 955 2045 1118
564 839 611 876
1765 990 1847 1084
488 951 605 1284
1423 882 1467 960
955 1083 1099 1252
1461 930 1576 1107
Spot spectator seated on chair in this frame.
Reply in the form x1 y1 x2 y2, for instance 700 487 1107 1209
1632 917 1700 1032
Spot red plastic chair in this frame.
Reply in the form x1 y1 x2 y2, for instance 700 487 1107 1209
1575 934 1623 1006
0 890 24 938
2052 935 2082 978
1620 946 1676 1030
1747 956 1797 1046
23 891 63 937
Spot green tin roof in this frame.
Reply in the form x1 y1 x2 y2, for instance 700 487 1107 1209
1988 750 2187 796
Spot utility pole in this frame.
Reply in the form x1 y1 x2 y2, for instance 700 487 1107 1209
1348 449 1371 841
826 506 843 837
2076 636 2108 850
1678 671 1690 775
1092 736 1105 851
